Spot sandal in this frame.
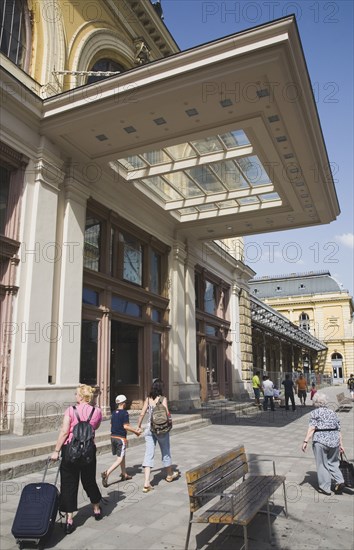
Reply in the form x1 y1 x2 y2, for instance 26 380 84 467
142 485 154 493
120 473 133 481
101 471 108 488
166 471 179 483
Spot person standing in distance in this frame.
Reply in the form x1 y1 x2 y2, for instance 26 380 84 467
252 371 262 409
282 374 296 411
262 375 275 412
296 374 308 406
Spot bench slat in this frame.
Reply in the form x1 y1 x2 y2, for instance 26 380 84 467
186 445 246 483
192 475 285 526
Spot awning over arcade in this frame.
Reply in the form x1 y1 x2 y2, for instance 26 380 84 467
251 295 327 352
41 16 339 241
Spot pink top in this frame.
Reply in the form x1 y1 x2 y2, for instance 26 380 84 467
64 403 102 444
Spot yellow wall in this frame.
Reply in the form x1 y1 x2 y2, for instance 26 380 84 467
264 292 354 380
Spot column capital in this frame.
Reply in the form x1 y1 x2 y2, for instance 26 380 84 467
34 158 65 192
63 177 90 205
172 241 187 263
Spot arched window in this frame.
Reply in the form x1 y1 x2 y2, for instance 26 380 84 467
87 58 125 84
0 0 29 68
331 352 343 360
299 312 310 331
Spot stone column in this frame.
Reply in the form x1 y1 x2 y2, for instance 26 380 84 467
169 242 200 409
55 176 89 385
237 287 253 393
11 155 65 434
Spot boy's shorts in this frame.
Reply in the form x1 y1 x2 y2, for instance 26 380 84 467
111 436 127 457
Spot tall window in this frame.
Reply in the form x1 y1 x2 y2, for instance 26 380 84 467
84 218 101 271
0 0 28 67
299 312 310 331
150 249 161 294
152 332 161 380
80 320 98 386
87 58 125 84
204 280 217 315
0 166 10 234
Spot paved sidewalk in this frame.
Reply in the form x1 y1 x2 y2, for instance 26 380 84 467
1 385 353 550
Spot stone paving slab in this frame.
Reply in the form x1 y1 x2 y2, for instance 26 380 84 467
1 385 353 550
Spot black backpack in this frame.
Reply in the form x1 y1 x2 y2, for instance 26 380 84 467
150 397 172 435
66 406 95 465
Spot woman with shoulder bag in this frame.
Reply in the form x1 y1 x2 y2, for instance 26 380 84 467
302 392 345 495
137 378 179 493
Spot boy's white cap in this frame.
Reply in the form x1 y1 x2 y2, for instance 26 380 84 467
115 394 127 404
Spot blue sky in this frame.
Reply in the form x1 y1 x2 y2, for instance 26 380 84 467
161 0 354 295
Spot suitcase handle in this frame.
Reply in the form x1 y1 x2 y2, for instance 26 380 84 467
43 457 61 485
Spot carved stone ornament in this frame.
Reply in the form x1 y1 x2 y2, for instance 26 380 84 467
134 38 151 65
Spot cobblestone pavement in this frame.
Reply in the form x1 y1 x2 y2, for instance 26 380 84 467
1 385 353 550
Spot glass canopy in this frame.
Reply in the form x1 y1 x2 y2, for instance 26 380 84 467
112 129 281 221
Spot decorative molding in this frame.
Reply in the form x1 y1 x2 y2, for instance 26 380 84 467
0 141 29 169
34 159 65 192
134 38 151 65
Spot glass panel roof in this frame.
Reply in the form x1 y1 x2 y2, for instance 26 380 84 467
115 128 282 221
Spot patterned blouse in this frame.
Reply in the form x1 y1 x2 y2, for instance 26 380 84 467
309 406 341 448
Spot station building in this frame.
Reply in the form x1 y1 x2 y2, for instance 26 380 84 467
249 271 354 384
0 0 339 433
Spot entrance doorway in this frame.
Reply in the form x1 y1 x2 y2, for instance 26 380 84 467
207 342 219 399
110 321 141 409
331 353 343 385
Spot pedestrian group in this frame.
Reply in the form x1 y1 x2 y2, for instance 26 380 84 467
51 374 349 534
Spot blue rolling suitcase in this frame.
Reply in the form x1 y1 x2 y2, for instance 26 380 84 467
11 459 61 548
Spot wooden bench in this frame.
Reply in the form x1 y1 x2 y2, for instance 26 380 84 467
336 392 353 412
185 445 287 550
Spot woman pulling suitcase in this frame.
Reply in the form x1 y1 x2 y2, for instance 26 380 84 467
51 384 102 533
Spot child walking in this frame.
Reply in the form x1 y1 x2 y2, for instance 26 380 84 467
101 395 141 487
310 382 317 402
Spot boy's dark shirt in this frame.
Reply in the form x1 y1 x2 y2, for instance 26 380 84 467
282 379 295 394
111 409 129 437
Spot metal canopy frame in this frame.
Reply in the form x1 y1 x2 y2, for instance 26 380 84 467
250 295 327 352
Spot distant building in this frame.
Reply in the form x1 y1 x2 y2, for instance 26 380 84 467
249 271 354 383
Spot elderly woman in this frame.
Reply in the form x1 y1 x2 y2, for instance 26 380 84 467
302 392 345 495
51 384 102 533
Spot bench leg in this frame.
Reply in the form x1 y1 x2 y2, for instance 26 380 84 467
282 480 288 518
267 500 272 541
185 513 193 550
243 525 248 550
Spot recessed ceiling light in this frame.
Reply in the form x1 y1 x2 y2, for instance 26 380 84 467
256 89 269 98
268 115 280 123
220 99 233 107
96 134 108 141
185 108 198 117
284 153 294 159
123 126 136 133
153 117 167 125
276 136 287 142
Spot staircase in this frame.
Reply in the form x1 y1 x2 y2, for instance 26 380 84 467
0 412 210 481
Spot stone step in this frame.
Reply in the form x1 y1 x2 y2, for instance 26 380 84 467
0 414 210 481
